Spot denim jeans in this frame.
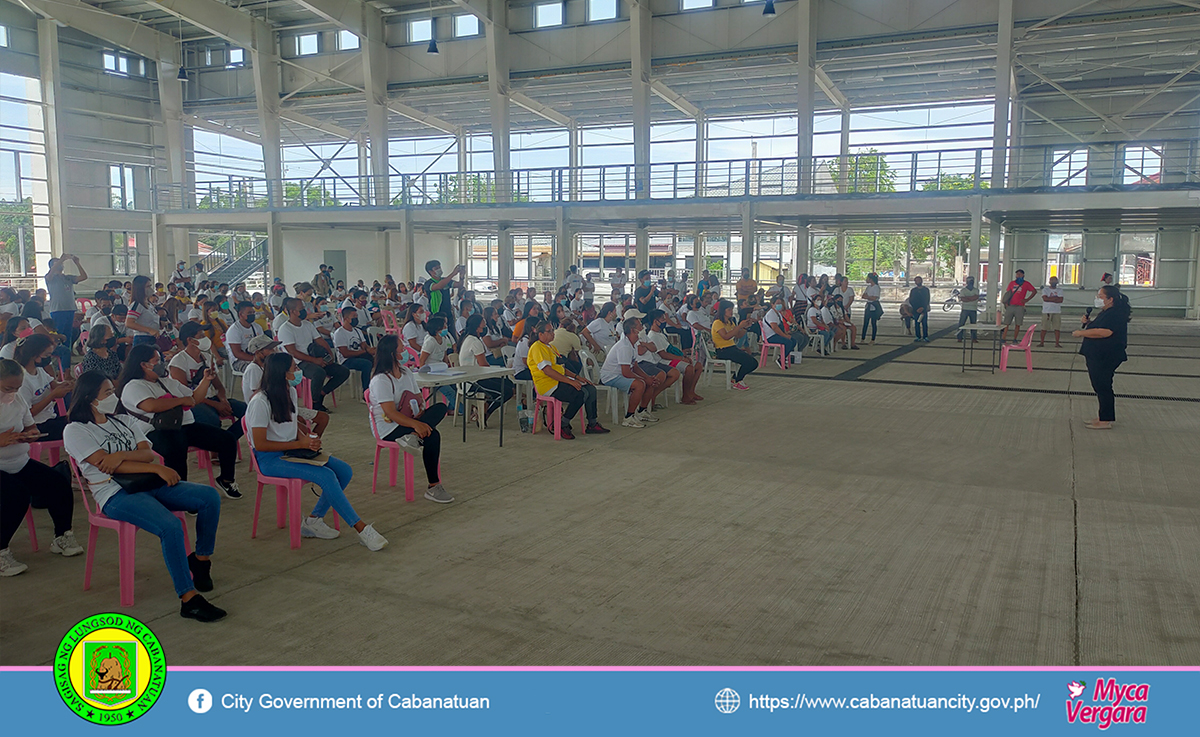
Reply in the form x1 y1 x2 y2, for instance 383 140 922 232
767 334 796 356
253 451 359 526
913 311 929 339
341 357 373 398
50 310 77 348
956 310 978 341
101 481 221 598
191 399 247 439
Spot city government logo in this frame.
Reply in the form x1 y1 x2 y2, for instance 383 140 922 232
54 613 166 725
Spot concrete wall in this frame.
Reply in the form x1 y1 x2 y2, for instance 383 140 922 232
279 227 458 287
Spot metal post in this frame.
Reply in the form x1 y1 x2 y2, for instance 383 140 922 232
37 19 67 260
487 2 512 203
796 0 816 194
498 225 513 293
631 0 652 200
991 0 1014 191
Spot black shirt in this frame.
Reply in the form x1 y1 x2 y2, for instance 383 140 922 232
1079 307 1128 362
909 285 931 311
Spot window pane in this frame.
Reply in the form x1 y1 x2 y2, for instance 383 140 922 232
1046 233 1082 285
535 3 564 27
117 55 129 74
297 33 318 55
337 30 359 50
681 0 713 9
588 0 617 21
228 48 244 66
1123 145 1162 185
0 26 8 48
1051 148 1087 186
1118 233 1156 286
454 14 480 36
103 52 117 71
410 19 432 42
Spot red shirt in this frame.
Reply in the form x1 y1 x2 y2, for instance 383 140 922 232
1006 280 1037 307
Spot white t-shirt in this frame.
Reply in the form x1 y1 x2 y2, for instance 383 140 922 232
762 308 786 340
272 312 290 333
611 272 628 292
19 367 57 424
836 287 855 310
224 320 263 361
368 371 421 438
241 361 263 404
455 315 469 335
0 343 14 360
64 417 150 511
863 284 881 303
645 330 670 365
1041 286 1063 314
246 388 299 448
805 306 824 332
513 337 532 373
168 350 217 398
420 334 450 364
187 307 203 322
0 395 34 473
90 312 123 336
585 317 618 352
268 293 285 312
600 337 637 384
821 306 836 326
402 321 427 350
459 335 488 367
0 302 20 317
686 309 712 329
119 376 196 434
278 319 319 355
332 326 368 364
564 273 584 293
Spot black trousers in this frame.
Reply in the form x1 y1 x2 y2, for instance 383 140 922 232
664 325 693 350
35 415 70 442
300 360 350 407
383 403 447 485
1085 354 1123 422
471 377 515 418
148 422 238 483
715 346 758 382
1 460 74 549
548 383 598 427
861 305 881 341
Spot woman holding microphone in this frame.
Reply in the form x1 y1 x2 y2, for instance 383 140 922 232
1072 284 1131 430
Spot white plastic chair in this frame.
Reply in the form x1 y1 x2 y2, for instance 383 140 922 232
696 333 732 389
579 348 622 424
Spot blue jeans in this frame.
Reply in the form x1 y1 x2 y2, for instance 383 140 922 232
192 398 247 439
133 334 156 347
101 481 221 598
51 310 77 347
342 357 372 398
914 311 929 339
767 334 796 356
253 452 359 526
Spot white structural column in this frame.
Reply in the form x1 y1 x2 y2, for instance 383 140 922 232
362 4 391 206
498 226 513 293
555 207 571 283
631 0 652 201
741 202 755 276
987 0 1015 313
36 19 67 260
835 110 850 273
457 129 468 203
267 214 283 284
395 211 414 283
695 114 706 195
969 195 983 286
794 224 809 278
635 223 649 273
157 62 189 276
486 0 511 204
250 20 284 211
568 122 580 201
796 0 817 195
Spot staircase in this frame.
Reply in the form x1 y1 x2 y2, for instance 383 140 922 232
208 239 268 285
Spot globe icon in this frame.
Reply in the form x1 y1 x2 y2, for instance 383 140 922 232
714 688 740 714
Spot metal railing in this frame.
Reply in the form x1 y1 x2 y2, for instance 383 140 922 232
155 139 1200 211
208 239 268 286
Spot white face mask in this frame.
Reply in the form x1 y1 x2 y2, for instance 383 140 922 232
1094 297 1106 309
95 394 119 415
0 391 18 405
197 337 212 352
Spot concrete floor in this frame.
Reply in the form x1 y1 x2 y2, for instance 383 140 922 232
3 313 1198 666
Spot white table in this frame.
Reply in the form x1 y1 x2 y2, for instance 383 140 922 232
415 365 515 446
958 321 1004 373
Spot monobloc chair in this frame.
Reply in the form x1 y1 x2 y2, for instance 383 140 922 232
364 390 416 500
242 418 339 549
758 321 790 370
532 392 585 440
1000 324 1038 373
28 398 68 466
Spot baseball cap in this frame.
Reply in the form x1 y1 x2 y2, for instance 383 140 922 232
247 335 281 353
623 309 647 320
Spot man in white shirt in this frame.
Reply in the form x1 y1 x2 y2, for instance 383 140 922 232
224 301 264 371
600 317 660 427
563 265 584 295
169 321 246 438
277 297 349 412
332 306 375 397
644 309 702 405
1038 275 1065 348
610 267 628 295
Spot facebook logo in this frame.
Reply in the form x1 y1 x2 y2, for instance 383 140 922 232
188 688 213 714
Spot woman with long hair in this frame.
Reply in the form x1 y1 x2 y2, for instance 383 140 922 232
711 300 758 390
115 343 242 499
369 335 452 503
247 353 388 549
80 323 122 380
13 334 72 440
1073 284 1132 430
861 272 882 345
124 275 161 347
511 301 543 342
401 302 428 356
455 314 515 424
63 370 226 621
0 316 31 360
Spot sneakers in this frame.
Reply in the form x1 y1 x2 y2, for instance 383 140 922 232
621 415 645 428
731 382 750 391
635 408 659 423
397 433 423 452
0 548 28 577
585 422 610 435
424 484 454 503
559 427 576 440
357 524 389 551
180 594 227 622
187 552 213 592
300 516 340 539
50 530 84 557
216 478 243 500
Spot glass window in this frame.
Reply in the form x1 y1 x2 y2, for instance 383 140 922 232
682 0 714 9
227 47 245 67
1046 233 1083 286
0 26 8 47
296 33 319 56
588 0 618 21
337 30 360 51
409 19 433 43
112 232 137 276
1123 145 1162 185
454 14 480 37
109 164 136 210
535 3 564 27
1117 232 1156 286
1051 148 1087 186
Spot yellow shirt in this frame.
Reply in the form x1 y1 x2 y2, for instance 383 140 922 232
711 319 736 349
527 340 564 396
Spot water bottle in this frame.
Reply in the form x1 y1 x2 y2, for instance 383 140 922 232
517 402 532 433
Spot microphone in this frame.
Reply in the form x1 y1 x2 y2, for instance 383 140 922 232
1085 307 1093 318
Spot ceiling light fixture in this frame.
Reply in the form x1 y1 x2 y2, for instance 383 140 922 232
763 0 776 17
177 65 189 81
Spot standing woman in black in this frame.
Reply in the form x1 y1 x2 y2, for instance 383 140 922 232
1072 284 1131 430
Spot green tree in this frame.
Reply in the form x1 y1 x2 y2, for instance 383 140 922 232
828 148 897 193
0 199 35 274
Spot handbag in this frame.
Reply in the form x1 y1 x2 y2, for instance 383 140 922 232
111 473 163 494
125 380 185 431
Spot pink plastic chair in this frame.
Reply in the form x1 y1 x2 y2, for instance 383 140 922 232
190 447 217 486
24 506 38 551
532 393 584 440
69 457 191 607
380 310 401 335
28 398 68 465
243 417 338 549
1000 324 1038 372
364 390 416 500
298 377 314 409
758 321 789 370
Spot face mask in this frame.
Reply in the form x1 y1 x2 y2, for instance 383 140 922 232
288 373 303 387
101 306 112 315
105 338 117 349
349 317 359 328
17 328 34 339
197 337 212 352
440 329 449 337
95 394 119 415
644 280 652 287
1015 277 1024 285
298 309 308 320
1094 297 1106 309
36 356 52 368
152 362 168 378
0 391 17 405
775 304 783 312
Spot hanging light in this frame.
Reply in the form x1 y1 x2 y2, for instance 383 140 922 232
176 18 189 81
427 36 439 54
176 65 189 81
427 16 438 54
763 0 776 16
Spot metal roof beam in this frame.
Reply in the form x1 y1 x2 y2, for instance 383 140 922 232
446 0 491 24
279 108 356 139
815 66 849 111
184 114 261 143
13 0 180 63
510 91 571 127
290 0 373 37
650 80 702 118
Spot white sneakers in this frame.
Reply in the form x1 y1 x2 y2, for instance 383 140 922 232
300 516 340 539
621 414 645 428
0 548 28 577
397 434 422 453
635 408 659 423
50 530 84 557
357 524 388 551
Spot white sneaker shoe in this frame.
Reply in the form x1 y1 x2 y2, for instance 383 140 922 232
397 434 422 453
621 414 645 428
358 524 388 551
636 409 659 423
300 516 340 539
0 548 28 577
50 530 84 557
